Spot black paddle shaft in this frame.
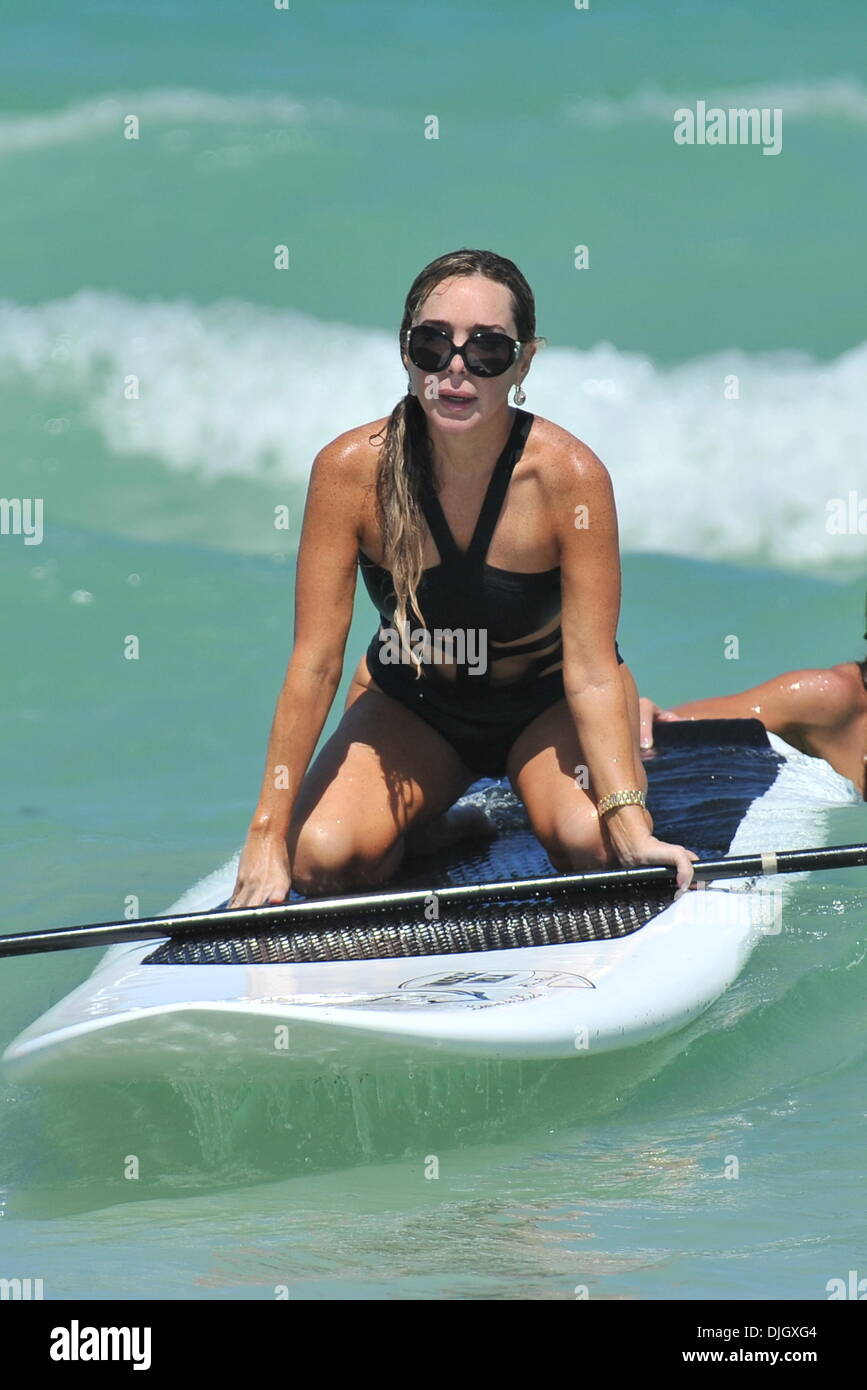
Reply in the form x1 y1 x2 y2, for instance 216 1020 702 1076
1 842 865 959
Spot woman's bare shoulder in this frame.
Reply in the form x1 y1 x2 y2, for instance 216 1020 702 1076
527 414 611 495
310 417 390 487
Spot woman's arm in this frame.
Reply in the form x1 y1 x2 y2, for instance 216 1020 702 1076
550 442 696 886
641 668 857 747
228 435 363 906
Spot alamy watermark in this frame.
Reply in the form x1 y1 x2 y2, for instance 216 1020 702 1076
0 1276 44 1299
825 491 867 535
0 497 43 544
674 101 783 156
50 1321 152 1370
379 622 488 675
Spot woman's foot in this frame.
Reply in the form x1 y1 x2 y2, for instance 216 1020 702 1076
405 803 499 857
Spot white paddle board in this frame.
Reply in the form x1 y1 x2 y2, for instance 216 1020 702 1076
3 724 858 1083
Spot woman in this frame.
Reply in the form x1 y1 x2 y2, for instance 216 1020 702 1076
228 248 697 908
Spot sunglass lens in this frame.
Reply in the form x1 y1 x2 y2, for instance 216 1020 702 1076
409 326 450 371
465 333 514 377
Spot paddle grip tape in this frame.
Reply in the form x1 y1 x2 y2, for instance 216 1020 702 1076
760 851 779 874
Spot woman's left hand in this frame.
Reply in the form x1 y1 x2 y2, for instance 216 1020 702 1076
615 833 699 899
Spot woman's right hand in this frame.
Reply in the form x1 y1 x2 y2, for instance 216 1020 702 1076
227 830 292 908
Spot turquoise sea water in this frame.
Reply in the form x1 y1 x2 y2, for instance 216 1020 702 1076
1 0 865 1301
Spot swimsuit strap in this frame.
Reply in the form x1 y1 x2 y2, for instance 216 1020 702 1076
419 408 534 694
419 409 533 568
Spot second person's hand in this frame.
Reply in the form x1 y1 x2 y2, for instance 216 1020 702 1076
639 697 685 750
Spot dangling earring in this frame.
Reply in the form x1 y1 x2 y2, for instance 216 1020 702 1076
406 374 415 396
513 381 526 406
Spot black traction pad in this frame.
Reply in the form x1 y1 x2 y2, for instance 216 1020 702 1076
146 719 781 964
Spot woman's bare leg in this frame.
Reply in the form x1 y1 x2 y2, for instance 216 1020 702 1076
287 663 477 896
505 663 648 871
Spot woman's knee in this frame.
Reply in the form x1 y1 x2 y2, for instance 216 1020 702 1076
290 815 402 896
535 806 615 874
546 836 613 874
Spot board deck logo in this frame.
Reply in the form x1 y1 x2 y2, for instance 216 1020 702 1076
334 967 595 1011
250 968 594 1012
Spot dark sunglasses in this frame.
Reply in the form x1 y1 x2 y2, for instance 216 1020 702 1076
406 324 522 378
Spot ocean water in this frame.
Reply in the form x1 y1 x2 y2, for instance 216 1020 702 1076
1 0 865 1301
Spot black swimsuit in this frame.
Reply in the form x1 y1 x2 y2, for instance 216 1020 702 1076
358 408 623 778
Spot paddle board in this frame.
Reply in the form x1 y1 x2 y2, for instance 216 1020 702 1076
3 721 859 1083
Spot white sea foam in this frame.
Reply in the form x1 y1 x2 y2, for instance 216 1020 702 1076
563 76 867 127
0 88 392 155
0 290 864 571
